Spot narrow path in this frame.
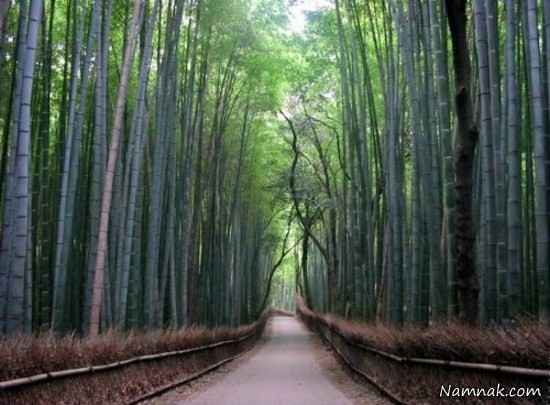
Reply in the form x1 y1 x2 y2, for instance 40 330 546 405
176 316 353 405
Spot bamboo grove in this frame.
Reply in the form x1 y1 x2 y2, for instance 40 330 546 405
286 0 550 327
2 0 550 337
0 0 295 335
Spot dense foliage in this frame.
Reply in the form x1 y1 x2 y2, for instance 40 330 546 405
286 0 550 327
1 0 550 335
0 0 294 335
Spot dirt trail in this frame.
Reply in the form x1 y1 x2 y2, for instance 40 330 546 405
175 316 354 405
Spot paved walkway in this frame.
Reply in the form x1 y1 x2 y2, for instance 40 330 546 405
179 316 352 405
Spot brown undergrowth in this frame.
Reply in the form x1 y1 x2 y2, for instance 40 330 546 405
0 314 268 405
297 299 550 404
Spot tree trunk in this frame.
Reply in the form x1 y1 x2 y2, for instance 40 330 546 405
473 0 497 323
89 0 143 337
525 0 550 323
445 0 480 325
1 0 43 334
505 0 521 318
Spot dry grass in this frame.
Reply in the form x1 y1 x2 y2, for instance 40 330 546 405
0 322 261 382
297 299 550 370
297 300 550 404
0 315 268 405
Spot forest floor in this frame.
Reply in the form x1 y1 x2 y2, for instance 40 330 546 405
147 316 389 405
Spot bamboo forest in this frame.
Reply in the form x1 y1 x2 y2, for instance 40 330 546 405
0 0 550 404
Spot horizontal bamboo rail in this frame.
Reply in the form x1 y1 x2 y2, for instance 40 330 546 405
126 342 258 405
322 328 410 405
0 331 257 391
328 327 550 378
297 304 550 380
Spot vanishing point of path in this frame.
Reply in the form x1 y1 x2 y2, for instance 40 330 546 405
176 316 354 405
